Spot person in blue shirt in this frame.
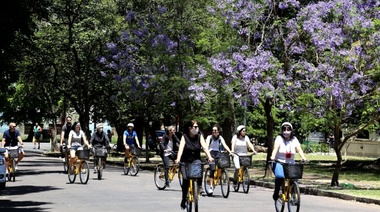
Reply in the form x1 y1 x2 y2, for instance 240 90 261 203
123 123 141 162
1 123 25 172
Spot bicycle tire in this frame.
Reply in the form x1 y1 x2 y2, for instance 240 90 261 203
68 165 76 183
129 156 140 176
97 157 103 180
154 164 166 190
193 180 199 212
203 168 212 196
288 181 301 212
275 186 285 212
12 159 16 182
220 169 230 198
79 161 89 184
242 167 250 194
123 159 130 175
63 152 69 173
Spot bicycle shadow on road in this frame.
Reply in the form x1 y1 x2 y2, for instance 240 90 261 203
0 199 50 211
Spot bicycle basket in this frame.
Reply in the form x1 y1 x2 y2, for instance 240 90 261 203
239 155 252 167
9 149 19 158
283 163 303 179
76 149 90 159
184 160 203 179
217 152 231 168
94 148 107 157
132 147 141 157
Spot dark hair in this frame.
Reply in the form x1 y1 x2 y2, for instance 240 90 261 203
184 120 197 136
280 123 294 139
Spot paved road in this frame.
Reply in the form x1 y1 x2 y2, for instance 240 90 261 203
1 151 380 212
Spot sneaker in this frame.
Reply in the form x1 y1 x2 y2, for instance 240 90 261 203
62 158 66 162
180 199 186 210
199 187 206 196
93 168 98 174
208 187 214 194
38 145 40 149
15 163 19 170
6 170 8 175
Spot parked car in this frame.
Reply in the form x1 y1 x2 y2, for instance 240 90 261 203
0 148 6 190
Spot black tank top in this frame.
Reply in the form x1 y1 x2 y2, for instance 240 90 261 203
181 133 201 163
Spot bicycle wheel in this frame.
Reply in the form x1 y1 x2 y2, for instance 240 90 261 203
123 159 130 175
233 169 240 192
288 181 301 212
63 152 69 173
178 168 183 187
68 165 76 183
154 164 166 190
11 159 16 182
242 167 250 194
220 169 230 198
97 157 103 180
203 168 212 196
275 186 285 212
129 156 140 176
79 161 89 184
193 180 199 212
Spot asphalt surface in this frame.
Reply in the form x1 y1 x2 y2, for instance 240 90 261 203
22 141 380 207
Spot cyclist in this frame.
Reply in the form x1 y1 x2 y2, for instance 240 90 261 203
204 125 231 194
123 123 141 163
90 123 110 173
175 120 214 210
231 125 256 188
67 122 91 173
159 125 180 188
270 122 307 200
60 116 73 159
33 122 42 149
1 123 25 172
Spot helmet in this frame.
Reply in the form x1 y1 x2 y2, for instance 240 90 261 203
96 123 104 129
127 123 134 128
236 125 245 133
281 122 293 130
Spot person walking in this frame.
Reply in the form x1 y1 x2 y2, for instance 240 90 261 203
33 122 42 149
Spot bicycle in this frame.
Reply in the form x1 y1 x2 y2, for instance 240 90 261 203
271 160 305 212
68 148 90 184
203 152 230 198
154 159 183 190
232 152 254 194
93 146 108 180
123 147 141 176
180 160 204 212
6 146 20 182
62 144 70 173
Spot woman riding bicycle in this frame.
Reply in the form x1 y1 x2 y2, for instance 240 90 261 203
90 123 110 173
270 122 307 200
204 125 231 194
68 122 91 173
175 120 214 210
231 125 256 187
159 125 180 188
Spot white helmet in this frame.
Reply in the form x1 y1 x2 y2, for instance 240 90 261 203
127 123 134 128
236 125 245 133
281 122 293 130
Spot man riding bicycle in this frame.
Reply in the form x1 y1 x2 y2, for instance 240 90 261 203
60 116 73 159
1 123 25 172
123 123 141 162
90 123 110 173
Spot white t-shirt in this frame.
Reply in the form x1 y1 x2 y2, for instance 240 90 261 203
69 130 85 146
232 135 249 155
274 135 300 164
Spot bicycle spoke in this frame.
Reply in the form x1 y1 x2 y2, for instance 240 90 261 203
288 181 301 212
242 168 250 194
221 169 230 198
79 161 89 184
154 165 166 190
203 168 212 196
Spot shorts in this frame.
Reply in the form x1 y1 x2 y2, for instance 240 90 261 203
5 146 24 157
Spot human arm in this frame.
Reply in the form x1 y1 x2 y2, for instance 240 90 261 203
104 132 110 147
200 135 214 162
134 132 141 148
204 135 211 150
1 138 5 148
175 136 186 163
67 131 72 148
230 135 236 153
17 134 24 147
270 139 280 160
89 133 95 146
220 136 231 153
60 126 65 145
246 137 257 154
295 138 307 161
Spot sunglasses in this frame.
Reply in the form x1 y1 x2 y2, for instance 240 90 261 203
192 126 198 129
212 130 218 132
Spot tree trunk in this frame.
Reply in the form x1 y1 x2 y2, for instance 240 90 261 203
331 125 342 186
264 98 274 178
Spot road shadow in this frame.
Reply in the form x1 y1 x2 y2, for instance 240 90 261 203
0 199 51 211
1 185 62 196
